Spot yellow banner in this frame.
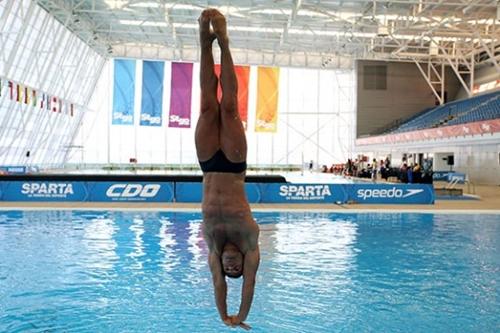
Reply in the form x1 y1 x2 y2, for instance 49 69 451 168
255 67 279 132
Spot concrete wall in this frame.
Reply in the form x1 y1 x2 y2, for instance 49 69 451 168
356 60 461 137
454 144 500 185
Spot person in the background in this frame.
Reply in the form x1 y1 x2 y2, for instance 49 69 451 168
371 158 378 181
195 8 260 330
407 163 414 183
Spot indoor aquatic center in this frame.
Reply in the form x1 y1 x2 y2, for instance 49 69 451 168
0 1 499 332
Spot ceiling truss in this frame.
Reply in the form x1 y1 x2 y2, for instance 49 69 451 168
33 0 500 70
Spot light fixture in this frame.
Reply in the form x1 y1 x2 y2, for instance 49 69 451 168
429 40 439 56
377 25 389 37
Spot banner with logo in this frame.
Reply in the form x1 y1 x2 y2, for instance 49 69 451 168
140 60 164 126
447 172 465 183
214 65 250 129
113 59 136 125
0 181 434 204
346 184 434 204
356 118 500 146
432 171 450 181
259 183 348 204
255 67 280 133
87 182 174 202
1 181 88 201
168 62 193 128
175 182 261 203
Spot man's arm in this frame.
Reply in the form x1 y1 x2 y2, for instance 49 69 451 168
236 245 260 322
208 251 228 321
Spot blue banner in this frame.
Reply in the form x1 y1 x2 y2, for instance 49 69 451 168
447 172 465 183
175 182 261 203
245 184 261 203
0 181 435 205
113 59 136 125
175 182 203 203
1 181 88 201
140 61 164 126
346 184 434 204
433 171 450 181
259 183 348 204
87 182 174 202
0 166 27 174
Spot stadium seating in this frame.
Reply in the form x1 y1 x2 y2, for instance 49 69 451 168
386 90 500 134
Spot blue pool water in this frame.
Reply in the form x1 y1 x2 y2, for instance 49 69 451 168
0 211 498 332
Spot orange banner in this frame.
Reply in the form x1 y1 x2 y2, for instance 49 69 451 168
214 65 250 129
255 67 279 133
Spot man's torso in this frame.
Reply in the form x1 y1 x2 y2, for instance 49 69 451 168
201 172 258 255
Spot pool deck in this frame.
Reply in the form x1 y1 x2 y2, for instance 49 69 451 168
0 183 498 213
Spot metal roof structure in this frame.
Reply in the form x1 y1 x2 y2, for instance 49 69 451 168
36 0 500 70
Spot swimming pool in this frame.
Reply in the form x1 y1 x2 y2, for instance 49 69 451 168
0 210 498 332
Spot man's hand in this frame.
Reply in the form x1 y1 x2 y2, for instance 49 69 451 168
223 315 251 330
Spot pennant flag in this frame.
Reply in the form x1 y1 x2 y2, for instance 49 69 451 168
168 62 193 128
214 65 250 129
52 96 58 112
140 60 164 126
16 84 21 102
32 90 37 107
112 59 136 125
24 87 29 104
46 94 50 110
255 67 280 132
8 81 13 100
40 93 44 109
58 99 62 113
70 103 74 117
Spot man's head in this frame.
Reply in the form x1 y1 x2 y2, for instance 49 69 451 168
221 243 243 278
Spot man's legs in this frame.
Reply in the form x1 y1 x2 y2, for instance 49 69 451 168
195 9 220 162
211 11 247 163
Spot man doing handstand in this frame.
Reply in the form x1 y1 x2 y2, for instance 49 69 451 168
195 8 260 330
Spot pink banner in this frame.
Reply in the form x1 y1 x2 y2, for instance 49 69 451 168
356 119 500 146
168 62 193 128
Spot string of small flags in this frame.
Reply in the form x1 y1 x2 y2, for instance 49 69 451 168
0 77 75 116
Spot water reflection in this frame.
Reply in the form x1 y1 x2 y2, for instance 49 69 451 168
257 213 358 319
82 217 118 271
127 217 145 271
187 219 207 271
158 217 178 272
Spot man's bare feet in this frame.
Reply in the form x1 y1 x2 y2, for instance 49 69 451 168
209 10 229 45
198 9 216 46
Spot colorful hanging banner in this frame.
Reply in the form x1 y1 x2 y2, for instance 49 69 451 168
168 62 193 128
214 65 250 129
112 59 136 125
255 67 279 132
140 60 164 126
